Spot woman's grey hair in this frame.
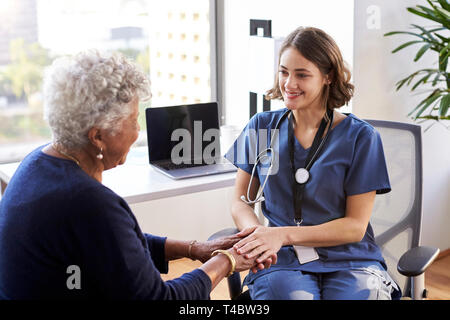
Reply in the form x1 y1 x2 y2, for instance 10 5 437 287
43 50 151 149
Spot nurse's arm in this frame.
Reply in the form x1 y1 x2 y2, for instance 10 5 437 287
234 191 377 264
231 169 278 271
230 169 262 230
283 190 376 248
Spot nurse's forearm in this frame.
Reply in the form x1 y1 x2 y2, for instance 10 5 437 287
281 217 365 247
231 201 262 231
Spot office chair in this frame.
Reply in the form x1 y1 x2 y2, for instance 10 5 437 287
209 119 440 300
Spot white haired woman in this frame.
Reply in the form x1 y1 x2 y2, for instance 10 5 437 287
0 51 258 300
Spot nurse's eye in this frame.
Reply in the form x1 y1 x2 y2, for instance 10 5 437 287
296 73 309 78
278 70 288 76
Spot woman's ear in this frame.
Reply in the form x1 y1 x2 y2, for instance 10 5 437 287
87 127 103 149
325 71 334 85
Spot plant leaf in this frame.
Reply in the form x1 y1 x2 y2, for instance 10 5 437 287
432 72 443 86
436 7 450 19
395 79 408 91
427 27 447 33
425 1 450 27
439 55 449 72
411 24 438 43
414 43 433 61
391 40 424 53
384 30 428 41
440 42 450 56
437 0 450 12
420 3 446 21
433 2 450 19
407 7 444 25
413 91 443 118
408 89 440 115
438 94 450 117
395 69 440 90
435 33 450 43
411 74 432 91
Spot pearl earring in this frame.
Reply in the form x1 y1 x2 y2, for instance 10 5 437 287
96 147 103 160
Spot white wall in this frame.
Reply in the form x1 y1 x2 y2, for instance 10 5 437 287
222 0 354 128
131 187 235 241
353 0 450 250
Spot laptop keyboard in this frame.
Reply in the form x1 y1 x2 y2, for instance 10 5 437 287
158 162 209 171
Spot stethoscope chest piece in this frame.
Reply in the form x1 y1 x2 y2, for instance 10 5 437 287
295 168 309 184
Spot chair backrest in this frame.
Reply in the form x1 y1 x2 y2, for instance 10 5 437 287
366 119 423 296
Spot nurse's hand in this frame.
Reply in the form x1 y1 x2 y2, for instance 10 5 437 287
234 226 284 271
249 253 277 274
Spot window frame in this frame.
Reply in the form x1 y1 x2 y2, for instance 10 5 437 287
210 0 225 126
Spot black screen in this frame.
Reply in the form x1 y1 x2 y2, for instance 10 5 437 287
146 102 220 163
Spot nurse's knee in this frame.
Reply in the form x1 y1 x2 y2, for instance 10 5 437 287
322 268 393 300
248 271 320 300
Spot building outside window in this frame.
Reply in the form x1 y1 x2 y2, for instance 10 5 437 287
0 0 214 164
148 1 212 108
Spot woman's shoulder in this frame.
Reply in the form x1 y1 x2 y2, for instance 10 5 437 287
249 108 289 129
73 179 124 210
344 113 379 137
31 145 124 207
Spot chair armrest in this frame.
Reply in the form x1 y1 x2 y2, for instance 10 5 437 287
207 227 239 241
397 246 440 277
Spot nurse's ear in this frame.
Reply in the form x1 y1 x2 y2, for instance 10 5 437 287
324 71 333 85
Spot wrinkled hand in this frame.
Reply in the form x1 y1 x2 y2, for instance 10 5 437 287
234 225 282 272
193 232 249 263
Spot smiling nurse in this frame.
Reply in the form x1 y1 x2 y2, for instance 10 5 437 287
226 27 401 300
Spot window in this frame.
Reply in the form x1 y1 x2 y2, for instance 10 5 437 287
147 0 213 108
0 0 216 164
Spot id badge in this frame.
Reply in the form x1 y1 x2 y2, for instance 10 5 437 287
293 245 319 264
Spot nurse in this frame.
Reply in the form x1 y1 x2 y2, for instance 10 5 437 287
225 27 400 300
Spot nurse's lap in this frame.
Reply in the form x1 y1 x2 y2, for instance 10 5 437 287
247 269 392 300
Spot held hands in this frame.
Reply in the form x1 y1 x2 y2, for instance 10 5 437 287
234 225 282 273
191 233 245 263
192 227 278 274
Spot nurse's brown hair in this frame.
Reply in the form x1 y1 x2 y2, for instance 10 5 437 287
266 27 354 110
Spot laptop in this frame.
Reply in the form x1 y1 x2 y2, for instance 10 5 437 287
145 102 237 180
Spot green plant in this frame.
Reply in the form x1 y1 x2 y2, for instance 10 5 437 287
0 38 52 104
384 0 450 128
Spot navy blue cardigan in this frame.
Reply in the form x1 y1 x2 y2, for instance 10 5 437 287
0 146 211 299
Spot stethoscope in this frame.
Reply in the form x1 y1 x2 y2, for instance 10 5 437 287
240 108 334 225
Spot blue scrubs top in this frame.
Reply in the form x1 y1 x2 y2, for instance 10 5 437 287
225 108 392 284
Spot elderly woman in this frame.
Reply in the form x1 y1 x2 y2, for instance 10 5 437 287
0 51 258 299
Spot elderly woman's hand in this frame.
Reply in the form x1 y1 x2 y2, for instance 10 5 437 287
191 231 251 263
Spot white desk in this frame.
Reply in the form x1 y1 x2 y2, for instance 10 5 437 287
0 147 239 240
0 147 237 203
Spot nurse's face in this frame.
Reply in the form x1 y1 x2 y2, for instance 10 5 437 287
278 46 329 112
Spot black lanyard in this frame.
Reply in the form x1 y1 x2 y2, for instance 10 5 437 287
288 108 334 225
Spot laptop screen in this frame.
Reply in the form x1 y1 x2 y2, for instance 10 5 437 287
145 102 220 164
